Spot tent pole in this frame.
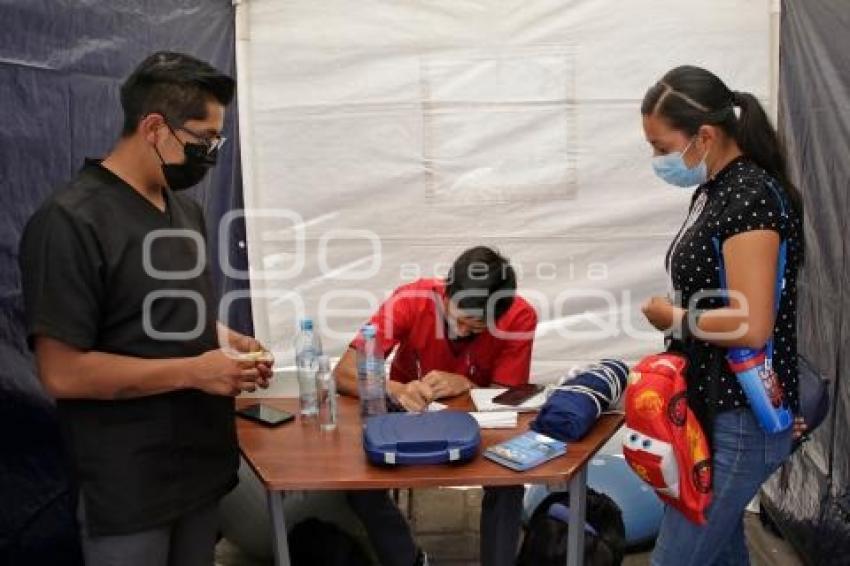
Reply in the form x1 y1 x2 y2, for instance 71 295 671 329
769 0 781 124
232 0 272 345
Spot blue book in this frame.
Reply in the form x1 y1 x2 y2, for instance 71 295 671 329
484 431 567 471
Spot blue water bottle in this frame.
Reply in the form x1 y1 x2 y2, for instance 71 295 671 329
713 211 793 434
727 346 793 434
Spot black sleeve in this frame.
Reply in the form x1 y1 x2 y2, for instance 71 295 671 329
19 202 104 351
717 180 788 244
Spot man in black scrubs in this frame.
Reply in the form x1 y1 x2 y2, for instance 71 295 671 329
19 52 271 566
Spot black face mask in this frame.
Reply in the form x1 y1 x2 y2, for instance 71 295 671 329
443 318 480 343
449 332 478 344
155 129 218 191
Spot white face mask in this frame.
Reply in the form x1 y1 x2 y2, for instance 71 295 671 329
652 137 709 188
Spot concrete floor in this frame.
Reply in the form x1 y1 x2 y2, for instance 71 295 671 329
621 513 802 566
215 486 804 566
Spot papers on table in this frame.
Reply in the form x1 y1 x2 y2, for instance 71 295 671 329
428 401 517 428
470 387 548 413
470 411 519 429
426 398 520 428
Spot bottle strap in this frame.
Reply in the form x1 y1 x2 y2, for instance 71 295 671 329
712 178 789 366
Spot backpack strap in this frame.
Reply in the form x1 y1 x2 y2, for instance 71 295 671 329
547 503 599 536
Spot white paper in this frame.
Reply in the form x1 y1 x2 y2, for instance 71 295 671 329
470 388 548 413
469 411 519 429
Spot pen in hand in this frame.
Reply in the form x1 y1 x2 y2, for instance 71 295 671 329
409 352 431 413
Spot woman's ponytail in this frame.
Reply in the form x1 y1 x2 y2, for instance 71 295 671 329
732 90 803 216
642 66 804 218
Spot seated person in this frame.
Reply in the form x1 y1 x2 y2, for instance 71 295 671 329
334 246 538 566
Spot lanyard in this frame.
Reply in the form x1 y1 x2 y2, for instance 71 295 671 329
667 190 709 300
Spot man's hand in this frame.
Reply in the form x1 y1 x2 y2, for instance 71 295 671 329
421 371 472 400
395 381 436 412
223 331 274 390
190 349 270 396
231 333 264 353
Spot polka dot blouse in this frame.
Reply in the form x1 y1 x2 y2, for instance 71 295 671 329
666 156 803 418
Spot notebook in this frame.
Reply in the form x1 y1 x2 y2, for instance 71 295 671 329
483 430 567 471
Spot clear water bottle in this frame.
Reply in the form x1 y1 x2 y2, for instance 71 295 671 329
356 324 387 420
316 355 337 431
294 318 322 420
727 347 793 434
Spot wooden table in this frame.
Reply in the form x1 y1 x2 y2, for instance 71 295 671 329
237 396 623 566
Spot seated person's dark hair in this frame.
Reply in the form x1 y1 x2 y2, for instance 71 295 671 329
446 246 517 321
120 51 235 136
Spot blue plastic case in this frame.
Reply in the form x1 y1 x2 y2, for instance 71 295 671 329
484 431 567 471
363 411 481 466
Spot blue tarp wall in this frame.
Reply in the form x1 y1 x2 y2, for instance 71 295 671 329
0 2 250 563
761 1 850 563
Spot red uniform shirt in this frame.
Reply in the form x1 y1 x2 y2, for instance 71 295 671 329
351 278 537 387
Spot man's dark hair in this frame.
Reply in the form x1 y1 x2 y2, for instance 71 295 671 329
120 51 235 136
446 246 517 321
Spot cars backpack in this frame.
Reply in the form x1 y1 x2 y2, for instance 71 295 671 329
622 353 712 525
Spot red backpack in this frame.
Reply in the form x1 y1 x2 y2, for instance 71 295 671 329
622 353 712 525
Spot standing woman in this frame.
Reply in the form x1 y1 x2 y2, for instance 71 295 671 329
639 65 805 565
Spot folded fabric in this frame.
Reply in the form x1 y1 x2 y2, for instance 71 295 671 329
531 359 628 442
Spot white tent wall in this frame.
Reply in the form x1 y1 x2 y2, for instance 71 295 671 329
235 0 775 380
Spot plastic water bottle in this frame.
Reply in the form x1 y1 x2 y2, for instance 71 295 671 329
316 355 337 431
727 347 793 433
294 319 322 420
356 324 387 420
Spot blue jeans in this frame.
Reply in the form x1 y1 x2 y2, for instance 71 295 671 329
651 408 792 566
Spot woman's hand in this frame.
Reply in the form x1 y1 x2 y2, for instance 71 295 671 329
793 416 808 441
642 296 685 333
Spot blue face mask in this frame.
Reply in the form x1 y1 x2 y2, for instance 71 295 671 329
652 138 708 188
